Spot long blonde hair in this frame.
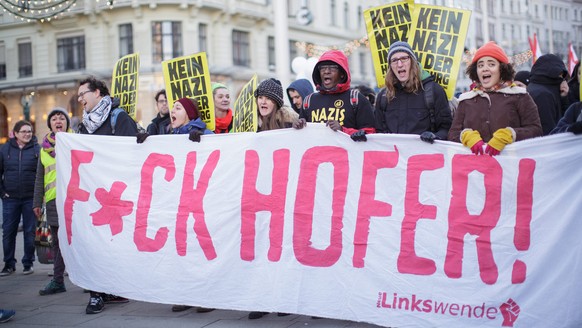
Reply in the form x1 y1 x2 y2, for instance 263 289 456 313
384 59 423 101
259 106 299 131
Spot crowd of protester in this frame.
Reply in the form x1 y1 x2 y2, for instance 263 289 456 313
0 40 580 323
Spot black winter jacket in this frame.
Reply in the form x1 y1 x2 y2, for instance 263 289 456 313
78 98 138 136
0 136 40 199
146 113 171 135
375 76 452 140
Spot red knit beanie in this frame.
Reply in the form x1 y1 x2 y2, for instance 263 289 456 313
176 97 199 120
472 41 509 64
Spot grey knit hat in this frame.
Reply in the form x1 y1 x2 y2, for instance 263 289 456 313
47 107 70 131
254 78 284 108
387 41 417 63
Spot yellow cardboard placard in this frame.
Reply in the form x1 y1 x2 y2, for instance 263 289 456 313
232 75 258 133
111 53 140 120
162 52 215 131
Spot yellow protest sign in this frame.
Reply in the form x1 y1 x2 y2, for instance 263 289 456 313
232 74 258 133
365 1 414 88
410 5 471 99
162 52 215 131
111 53 139 120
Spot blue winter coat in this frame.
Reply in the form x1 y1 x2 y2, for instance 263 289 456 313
0 136 40 199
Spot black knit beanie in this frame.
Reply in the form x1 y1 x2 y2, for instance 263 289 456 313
254 78 284 108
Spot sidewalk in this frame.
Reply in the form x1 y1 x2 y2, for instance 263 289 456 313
0 230 383 327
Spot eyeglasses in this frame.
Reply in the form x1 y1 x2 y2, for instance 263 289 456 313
77 90 92 100
18 130 32 134
390 55 411 65
319 64 340 72
157 99 168 104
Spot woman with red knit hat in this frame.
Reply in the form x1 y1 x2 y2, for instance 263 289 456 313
137 97 213 144
448 41 542 155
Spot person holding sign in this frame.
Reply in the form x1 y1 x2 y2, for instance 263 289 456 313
448 42 542 155
146 89 171 135
255 78 298 132
374 41 452 143
212 83 233 134
34 108 70 296
77 76 137 314
169 97 214 138
293 50 376 141
246 78 297 320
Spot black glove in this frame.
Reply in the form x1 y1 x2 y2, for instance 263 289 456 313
326 120 342 131
136 132 149 144
568 121 582 135
350 129 367 142
293 118 307 129
189 130 203 142
420 131 437 144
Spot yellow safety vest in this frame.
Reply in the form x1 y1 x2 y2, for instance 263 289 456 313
40 150 57 203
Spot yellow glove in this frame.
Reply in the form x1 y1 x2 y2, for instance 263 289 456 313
487 128 514 152
461 129 483 148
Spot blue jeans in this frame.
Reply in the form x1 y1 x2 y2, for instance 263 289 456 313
2 197 35 268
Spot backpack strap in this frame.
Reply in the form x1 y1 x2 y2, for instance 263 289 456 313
423 82 436 132
350 88 360 112
110 108 125 135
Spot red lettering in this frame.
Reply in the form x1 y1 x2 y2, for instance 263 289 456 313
134 153 175 252
512 158 535 284
92 181 133 235
353 150 398 268
398 154 444 275
445 155 501 284
64 150 93 244
175 151 219 259
293 146 348 267
240 149 290 261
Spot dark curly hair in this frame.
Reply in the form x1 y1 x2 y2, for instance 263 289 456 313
79 76 110 97
465 61 515 84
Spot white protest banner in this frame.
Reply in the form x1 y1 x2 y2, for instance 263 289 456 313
56 127 582 328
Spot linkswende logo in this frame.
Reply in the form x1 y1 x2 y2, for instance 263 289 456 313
376 292 520 327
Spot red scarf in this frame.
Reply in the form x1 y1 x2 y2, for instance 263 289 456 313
214 109 232 134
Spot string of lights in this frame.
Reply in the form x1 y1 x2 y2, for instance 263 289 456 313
0 0 114 23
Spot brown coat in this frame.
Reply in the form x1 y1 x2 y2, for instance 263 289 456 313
448 86 543 143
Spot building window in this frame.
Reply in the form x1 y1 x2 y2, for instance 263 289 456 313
152 21 182 64
290 39 300 71
57 36 85 72
268 36 275 71
0 42 5 80
359 52 367 76
343 2 349 29
331 0 336 26
488 23 496 41
232 30 250 67
18 42 33 77
199 23 208 54
357 5 362 28
119 23 133 57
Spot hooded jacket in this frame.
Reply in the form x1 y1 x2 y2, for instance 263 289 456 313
286 79 314 114
448 86 542 143
0 136 40 199
527 54 569 135
301 50 376 135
